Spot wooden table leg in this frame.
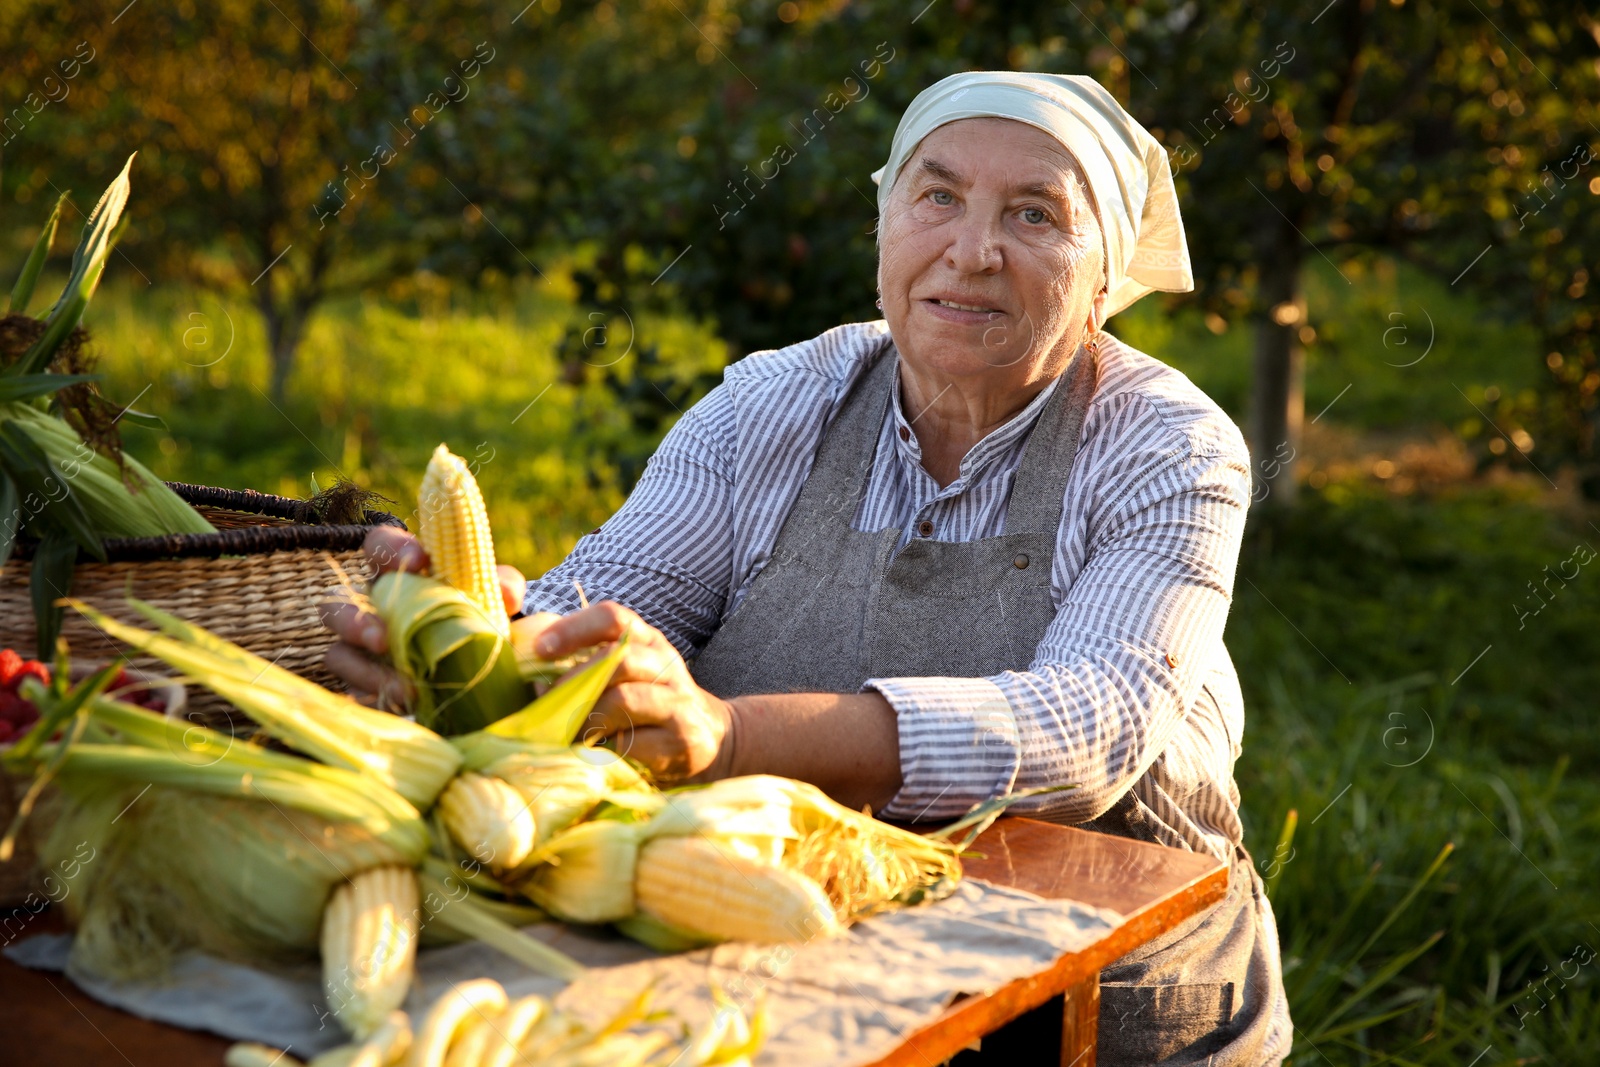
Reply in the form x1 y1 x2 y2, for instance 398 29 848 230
1061 972 1099 1067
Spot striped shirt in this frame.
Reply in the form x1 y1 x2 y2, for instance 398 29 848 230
524 320 1252 863
528 320 1292 1061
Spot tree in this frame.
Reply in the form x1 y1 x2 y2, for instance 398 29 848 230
1 0 564 399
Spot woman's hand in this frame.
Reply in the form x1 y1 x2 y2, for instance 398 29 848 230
536 601 734 783
319 526 541 708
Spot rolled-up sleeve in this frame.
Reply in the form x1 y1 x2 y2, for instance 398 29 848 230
870 414 1251 824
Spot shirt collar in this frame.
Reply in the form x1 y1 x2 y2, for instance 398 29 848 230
887 358 1066 484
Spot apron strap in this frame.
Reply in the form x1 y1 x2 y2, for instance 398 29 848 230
779 334 900 535
1005 344 1101 536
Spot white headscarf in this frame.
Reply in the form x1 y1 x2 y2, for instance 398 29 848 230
871 71 1193 318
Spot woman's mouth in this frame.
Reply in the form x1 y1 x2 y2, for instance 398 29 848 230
923 297 1004 322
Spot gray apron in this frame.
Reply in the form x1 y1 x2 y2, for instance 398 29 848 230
691 336 1279 1066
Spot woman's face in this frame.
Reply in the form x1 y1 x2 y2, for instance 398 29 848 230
877 117 1106 390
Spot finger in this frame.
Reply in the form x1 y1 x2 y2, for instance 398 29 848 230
497 565 527 618
324 642 407 700
318 599 389 654
364 526 429 576
534 601 645 659
510 612 563 662
605 644 685 688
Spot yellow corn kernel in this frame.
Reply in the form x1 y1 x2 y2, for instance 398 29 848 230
438 772 537 871
634 835 840 944
320 866 420 1039
418 444 506 634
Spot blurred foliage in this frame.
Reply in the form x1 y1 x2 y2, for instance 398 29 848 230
4 0 1597 478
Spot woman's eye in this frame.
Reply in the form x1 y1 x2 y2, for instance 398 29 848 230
1021 207 1048 225
929 190 954 205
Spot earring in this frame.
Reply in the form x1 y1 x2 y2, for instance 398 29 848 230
1083 330 1100 356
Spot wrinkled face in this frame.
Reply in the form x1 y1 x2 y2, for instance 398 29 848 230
877 117 1106 387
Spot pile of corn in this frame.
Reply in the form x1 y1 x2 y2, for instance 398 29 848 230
225 979 763 1067
0 444 1004 1047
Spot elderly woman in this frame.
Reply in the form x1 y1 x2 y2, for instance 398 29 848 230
326 72 1290 1065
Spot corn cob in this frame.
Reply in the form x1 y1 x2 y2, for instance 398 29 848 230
437 772 536 871
634 835 840 944
412 978 509 1067
417 444 507 634
320 866 421 1039
522 819 641 924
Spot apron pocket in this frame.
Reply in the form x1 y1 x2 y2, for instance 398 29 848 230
1097 981 1236 1066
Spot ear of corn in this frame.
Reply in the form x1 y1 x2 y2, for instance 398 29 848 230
320 865 420 1040
521 819 641 924
437 771 537 871
368 570 529 736
232 979 765 1067
412 977 509 1067
417 444 507 634
634 834 840 945
70 598 462 808
481 750 611 848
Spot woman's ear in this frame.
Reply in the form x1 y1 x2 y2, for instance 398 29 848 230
1087 287 1108 335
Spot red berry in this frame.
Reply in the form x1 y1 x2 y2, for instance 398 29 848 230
14 660 50 691
0 649 21 689
0 720 15 744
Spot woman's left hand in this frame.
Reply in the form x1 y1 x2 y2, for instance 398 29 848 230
529 601 733 783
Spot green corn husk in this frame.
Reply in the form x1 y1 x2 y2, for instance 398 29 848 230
481 635 631 746
2 403 215 539
519 819 643 925
68 598 463 808
45 784 416 981
369 570 530 735
417 865 586 981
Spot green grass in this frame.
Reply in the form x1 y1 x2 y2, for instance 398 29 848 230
77 271 727 570
43 262 1600 1063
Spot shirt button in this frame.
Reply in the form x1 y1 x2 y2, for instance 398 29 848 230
898 426 910 442
917 520 934 538
1013 554 1029 569
1165 651 1180 669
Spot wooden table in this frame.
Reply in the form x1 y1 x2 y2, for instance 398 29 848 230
0 818 1227 1067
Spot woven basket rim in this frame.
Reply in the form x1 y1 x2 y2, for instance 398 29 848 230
8 481 407 563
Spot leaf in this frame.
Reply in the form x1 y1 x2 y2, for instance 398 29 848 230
11 154 136 378
0 373 99 405
0 471 16 570
114 407 167 431
29 529 79 658
0 663 118 861
1264 807 1298 901
485 636 630 746
0 422 105 561
8 191 67 316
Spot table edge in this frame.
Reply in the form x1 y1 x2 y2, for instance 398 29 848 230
856 849 1232 1067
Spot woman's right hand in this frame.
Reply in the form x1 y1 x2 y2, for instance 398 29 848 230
319 526 532 709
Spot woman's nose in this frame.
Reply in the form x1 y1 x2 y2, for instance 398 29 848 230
943 210 1004 275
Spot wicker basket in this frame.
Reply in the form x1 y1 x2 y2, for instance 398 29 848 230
0 482 405 724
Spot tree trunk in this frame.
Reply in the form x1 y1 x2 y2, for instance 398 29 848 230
1249 216 1306 508
257 294 307 403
